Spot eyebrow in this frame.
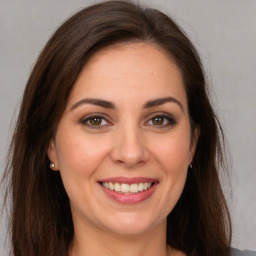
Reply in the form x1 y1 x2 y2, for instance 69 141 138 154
70 98 115 111
70 96 183 112
143 97 184 112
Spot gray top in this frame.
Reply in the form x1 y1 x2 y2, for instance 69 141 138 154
232 248 256 256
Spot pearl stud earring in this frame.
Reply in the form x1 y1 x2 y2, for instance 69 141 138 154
50 163 55 169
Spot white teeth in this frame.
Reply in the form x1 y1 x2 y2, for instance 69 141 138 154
138 183 144 192
121 183 130 193
109 182 114 191
102 182 153 193
114 183 121 192
130 184 138 193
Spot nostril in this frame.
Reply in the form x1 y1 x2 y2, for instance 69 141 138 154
109 134 149 168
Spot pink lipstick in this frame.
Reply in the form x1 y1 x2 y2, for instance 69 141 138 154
98 177 159 204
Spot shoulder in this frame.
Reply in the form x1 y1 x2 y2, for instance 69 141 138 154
232 248 256 256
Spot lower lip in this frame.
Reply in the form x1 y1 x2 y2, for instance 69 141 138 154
99 183 158 204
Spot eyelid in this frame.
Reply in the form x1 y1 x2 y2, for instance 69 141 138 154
80 113 113 127
144 112 177 127
79 111 177 128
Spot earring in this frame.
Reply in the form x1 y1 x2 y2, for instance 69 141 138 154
189 163 193 168
50 163 55 169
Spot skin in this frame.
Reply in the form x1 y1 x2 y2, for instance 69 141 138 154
48 42 198 256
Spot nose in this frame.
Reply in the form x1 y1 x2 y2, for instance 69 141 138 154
110 125 149 168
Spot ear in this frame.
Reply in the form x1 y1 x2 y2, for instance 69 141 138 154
47 139 59 171
189 126 200 163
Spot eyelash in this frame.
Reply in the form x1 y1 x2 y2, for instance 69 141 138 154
80 113 177 129
80 113 112 128
144 113 177 128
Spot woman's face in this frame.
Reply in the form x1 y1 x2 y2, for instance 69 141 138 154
48 42 198 236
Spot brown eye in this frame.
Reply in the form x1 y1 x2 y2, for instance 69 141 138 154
81 114 110 128
89 117 103 125
145 114 177 128
152 116 164 125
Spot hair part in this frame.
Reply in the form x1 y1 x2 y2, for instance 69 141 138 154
3 1 231 255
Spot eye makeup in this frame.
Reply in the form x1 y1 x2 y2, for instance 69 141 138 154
80 113 112 129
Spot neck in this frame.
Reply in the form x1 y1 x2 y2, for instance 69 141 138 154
69 219 172 256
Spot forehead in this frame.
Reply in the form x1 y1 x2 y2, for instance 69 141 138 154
67 42 187 109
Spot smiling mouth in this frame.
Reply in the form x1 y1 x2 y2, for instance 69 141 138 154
100 182 155 194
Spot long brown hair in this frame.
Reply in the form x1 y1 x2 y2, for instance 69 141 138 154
3 1 231 255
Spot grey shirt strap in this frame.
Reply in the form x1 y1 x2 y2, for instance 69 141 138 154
232 248 256 256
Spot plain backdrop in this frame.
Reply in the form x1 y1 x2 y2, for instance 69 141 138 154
0 0 255 254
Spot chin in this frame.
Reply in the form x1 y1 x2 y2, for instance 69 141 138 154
103 212 163 236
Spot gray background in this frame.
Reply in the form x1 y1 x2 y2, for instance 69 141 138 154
0 0 255 254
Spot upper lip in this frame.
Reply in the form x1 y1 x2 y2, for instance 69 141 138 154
98 176 159 185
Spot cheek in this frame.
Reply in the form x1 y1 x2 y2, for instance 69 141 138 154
152 132 191 173
152 133 190 215
55 133 109 207
55 131 108 174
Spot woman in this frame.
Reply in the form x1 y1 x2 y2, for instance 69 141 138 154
3 1 250 255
